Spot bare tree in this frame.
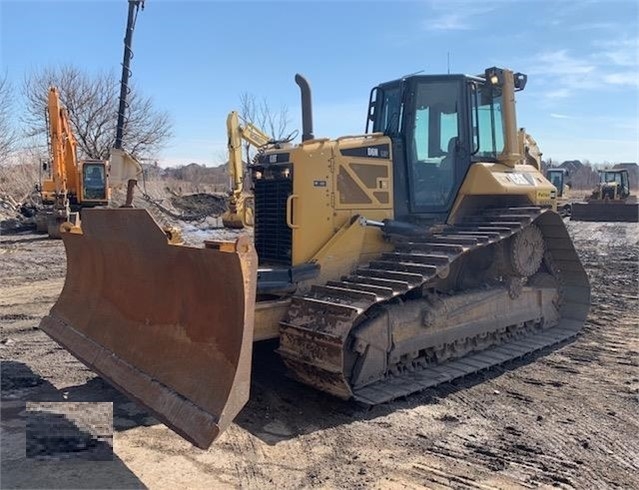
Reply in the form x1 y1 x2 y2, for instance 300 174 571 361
22 65 172 160
238 92 291 161
0 75 19 162
239 92 291 140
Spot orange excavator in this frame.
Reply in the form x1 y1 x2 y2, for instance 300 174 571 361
37 1 143 238
37 87 111 238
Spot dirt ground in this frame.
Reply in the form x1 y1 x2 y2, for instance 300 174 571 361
1 220 638 489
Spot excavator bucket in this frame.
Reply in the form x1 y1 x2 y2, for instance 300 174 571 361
39 208 257 449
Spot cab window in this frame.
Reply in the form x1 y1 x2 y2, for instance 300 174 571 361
373 86 401 134
472 84 505 160
83 164 106 199
408 80 461 209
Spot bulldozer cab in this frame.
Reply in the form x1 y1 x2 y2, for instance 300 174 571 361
599 169 630 199
367 67 526 220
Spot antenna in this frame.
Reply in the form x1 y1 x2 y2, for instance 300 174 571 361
401 69 425 79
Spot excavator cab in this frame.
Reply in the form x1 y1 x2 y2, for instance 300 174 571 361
80 162 108 202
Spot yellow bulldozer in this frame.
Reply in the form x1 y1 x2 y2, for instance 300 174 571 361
571 168 639 222
39 67 590 449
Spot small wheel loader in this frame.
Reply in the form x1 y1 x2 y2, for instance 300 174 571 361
39 67 590 448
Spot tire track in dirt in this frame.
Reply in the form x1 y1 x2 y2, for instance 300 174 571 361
404 223 639 489
2 224 638 488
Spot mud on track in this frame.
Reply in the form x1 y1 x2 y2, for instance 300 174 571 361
1 221 638 489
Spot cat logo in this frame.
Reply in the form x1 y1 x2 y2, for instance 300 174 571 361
367 147 379 157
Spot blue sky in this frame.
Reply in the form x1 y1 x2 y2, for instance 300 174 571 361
1 0 638 166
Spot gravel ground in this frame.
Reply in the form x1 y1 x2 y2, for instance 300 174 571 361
0 220 637 489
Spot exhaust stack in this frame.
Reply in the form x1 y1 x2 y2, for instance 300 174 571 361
295 74 314 142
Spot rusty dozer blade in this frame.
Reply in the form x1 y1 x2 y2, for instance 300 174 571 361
39 208 257 449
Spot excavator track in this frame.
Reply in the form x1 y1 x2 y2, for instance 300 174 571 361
279 206 590 404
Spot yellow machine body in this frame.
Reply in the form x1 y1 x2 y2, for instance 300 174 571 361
40 67 588 449
572 168 638 222
251 136 556 341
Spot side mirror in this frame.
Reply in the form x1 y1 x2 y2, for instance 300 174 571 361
514 72 527 91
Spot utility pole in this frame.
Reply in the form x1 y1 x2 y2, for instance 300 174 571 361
115 0 145 151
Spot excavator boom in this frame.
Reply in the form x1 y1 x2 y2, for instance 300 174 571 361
46 87 78 198
221 111 272 228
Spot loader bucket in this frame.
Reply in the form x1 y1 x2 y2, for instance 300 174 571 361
39 208 257 448
571 201 639 222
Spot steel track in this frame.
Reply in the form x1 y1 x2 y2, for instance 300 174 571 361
278 207 590 403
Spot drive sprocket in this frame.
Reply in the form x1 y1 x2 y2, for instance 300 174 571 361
509 224 544 277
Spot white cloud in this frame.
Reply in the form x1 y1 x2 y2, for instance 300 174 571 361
423 13 472 31
422 2 496 32
528 50 598 100
593 37 639 67
570 22 617 31
528 36 639 101
533 50 596 76
545 88 572 99
550 113 573 119
602 72 639 87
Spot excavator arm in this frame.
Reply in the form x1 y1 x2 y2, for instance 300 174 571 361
38 87 83 237
45 88 77 207
222 111 272 228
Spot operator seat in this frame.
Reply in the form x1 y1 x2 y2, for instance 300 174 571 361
440 136 458 173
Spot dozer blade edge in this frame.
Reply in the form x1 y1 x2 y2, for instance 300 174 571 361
571 201 639 222
39 208 257 449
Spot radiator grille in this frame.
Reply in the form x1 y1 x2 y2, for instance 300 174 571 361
254 178 292 264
